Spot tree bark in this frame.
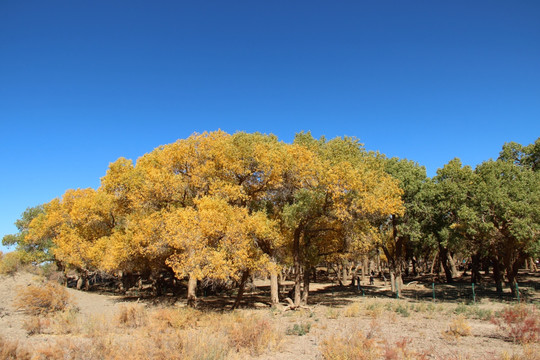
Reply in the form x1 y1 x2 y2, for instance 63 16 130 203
187 274 198 307
492 258 504 295
430 251 439 275
342 261 348 284
447 252 459 278
270 270 279 306
439 245 454 283
301 266 310 305
232 270 250 310
471 253 482 284
293 227 302 306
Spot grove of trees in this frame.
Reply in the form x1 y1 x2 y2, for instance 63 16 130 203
3 132 539 305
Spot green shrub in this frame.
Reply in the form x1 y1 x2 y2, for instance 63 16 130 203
286 322 311 336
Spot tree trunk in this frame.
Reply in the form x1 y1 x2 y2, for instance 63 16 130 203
187 274 198 307
447 252 459 278
439 246 454 283
232 270 250 310
492 258 504 295
342 261 348 284
430 251 439 275
471 253 482 284
301 266 310 305
362 257 368 283
530 258 538 272
270 270 279 306
293 227 302 306
390 271 396 293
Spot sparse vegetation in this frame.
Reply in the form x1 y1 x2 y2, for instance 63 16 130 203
14 281 73 315
0 252 22 275
286 322 311 336
492 305 540 344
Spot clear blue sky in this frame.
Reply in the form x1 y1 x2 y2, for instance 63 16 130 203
1 1 539 252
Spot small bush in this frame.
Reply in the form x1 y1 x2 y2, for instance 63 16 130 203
286 322 311 336
498 344 540 360
492 305 540 344
320 331 381 360
0 252 22 275
321 331 429 360
51 307 79 334
23 316 52 335
344 303 362 317
0 336 32 360
117 304 148 328
394 303 410 317
14 282 73 315
151 307 201 329
226 315 279 355
326 308 340 319
443 316 472 341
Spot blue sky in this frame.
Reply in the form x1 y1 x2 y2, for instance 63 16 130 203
1 1 539 252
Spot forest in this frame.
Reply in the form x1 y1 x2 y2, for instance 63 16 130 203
2 131 539 307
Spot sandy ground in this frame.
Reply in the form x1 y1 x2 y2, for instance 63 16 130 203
1 272 538 359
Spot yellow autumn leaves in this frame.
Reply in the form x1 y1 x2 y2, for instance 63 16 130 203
23 131 403 297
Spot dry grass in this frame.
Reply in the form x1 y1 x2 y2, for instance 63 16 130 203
0 336 32 360
116 304 148 328
0 252 22 275
442 316 472 341
3 272 538 360
15 306 282 360
14 281 74 315
320 330 382 360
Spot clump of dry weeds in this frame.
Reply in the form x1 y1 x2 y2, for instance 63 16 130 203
320 330 429 360
442 315 472 341
116 304 148 328
0 336 32 360
14 281 73 315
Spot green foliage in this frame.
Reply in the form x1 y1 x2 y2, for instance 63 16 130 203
286 322 311 336
2 205 55 264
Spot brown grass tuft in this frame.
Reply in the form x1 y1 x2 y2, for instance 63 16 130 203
14 281 73 315
116 304 148 328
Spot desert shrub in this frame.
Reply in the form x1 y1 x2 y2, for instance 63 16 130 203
492 305 540 344
14 281 73 315
320 330 381 360
394 303 410 317
23 316 51 335
344 303 362 317
382 337 423 360
321 331 428 360
365 301 384 318
453 303 492 320
116 304 148 328
0 252 22 275
151 307 201 329
498 344 540 360
286 322 311 336
0 336 32 360
326 307 340 319
51 307 79 334
443 316 472 341
225 315 280 355
181 329 229 360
